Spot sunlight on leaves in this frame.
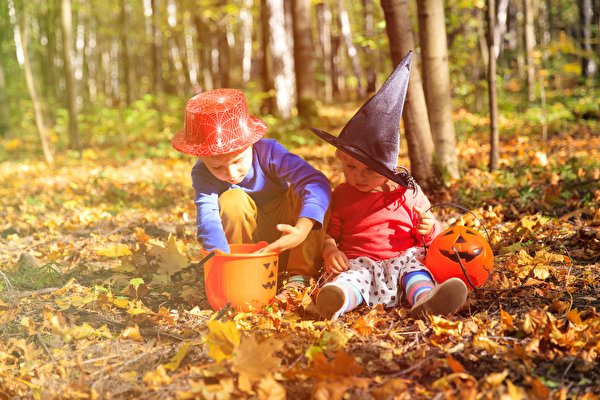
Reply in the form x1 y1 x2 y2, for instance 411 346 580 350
231 334 283 392
205 320 240 363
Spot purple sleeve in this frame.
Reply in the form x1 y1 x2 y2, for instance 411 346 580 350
191 161 231 253
259 140 331 229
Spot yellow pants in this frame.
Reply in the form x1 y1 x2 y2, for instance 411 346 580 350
218 188 326 278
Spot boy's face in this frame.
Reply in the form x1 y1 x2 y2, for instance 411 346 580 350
201 146 253 184
340 152 387 192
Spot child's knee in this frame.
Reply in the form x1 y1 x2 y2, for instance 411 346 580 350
219 189 256 220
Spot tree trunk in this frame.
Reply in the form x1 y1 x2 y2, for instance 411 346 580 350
417 0 459 181
362 0 376 93
265 0 295 118
292 0 317 120
487 0 499 172
240 0 253 85
524 0 536 102
20 5 54 164
380 0 435 189
316 2 333 103
194 14 214 92
150 0 163 102
579 0 597 80
338 0 365 98
0 59 9 137
260 0 276 114
120 0 134 105
61 0 80 151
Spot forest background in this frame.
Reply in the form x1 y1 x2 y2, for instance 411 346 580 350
1 0 600 398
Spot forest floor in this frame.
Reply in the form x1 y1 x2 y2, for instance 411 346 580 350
1 113 599 399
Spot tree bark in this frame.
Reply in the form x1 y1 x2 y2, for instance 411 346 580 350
120 0 134 105
20 5 54 164
380 0 435 189
417 0 459 180
363 0 376 93
240 0 253 85
338 0 365 98
265 0 295 118
61 0 80 151
292 0 317 120
523 0 536 102
579 0 597 79
487 0 499 172
0 58 10 137
315 2 333 103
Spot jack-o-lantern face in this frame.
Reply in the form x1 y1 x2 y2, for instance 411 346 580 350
262 260 277 290
425 225 494 289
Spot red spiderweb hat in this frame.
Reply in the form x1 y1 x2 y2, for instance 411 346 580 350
172 88 267 156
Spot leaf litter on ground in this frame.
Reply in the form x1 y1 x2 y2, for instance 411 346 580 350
0 126 599 399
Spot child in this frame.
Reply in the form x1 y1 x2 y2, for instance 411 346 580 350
172 88 331 294
310 51 468 320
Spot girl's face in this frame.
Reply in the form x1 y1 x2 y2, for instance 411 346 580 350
201 146 253 185
340 152 387 192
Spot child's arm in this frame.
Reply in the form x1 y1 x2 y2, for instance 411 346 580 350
322 234 350 275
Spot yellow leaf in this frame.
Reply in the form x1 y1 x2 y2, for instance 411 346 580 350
232 334 284 385
205 320 240 363
113 298 131 308
143 364 172 386
95 243 132 258
149 234 188 275
120 325 143 341
164 342 191 371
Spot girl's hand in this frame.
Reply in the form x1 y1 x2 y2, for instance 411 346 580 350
414 206 435 236
323 248 350 274
322 236 350 274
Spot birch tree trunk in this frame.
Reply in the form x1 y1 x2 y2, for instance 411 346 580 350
579 0 597 79
20 5 54 164
487 0 499 172
0 59 9 137
380 0 435 189
120 0 134 105
338 0 365 98
292 0 317 120
363 0 376 93
524 0 536 102
240 0 253 85
266 0 294 118
316 2 333 102
417 0 459 180
61 0 80 151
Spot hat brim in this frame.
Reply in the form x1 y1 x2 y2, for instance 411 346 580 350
311 126 411 188
172 115 267 156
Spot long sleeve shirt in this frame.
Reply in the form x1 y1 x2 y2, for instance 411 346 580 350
326 182 440 261
191 139 331 253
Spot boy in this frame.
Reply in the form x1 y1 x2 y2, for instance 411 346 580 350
310 52 468 319
172 88 331 294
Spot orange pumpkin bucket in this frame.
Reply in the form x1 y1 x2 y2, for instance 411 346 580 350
201 242 279 311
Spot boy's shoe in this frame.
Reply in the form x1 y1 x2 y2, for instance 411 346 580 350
409 277 468 318
276 275 310 300
315 284 346 321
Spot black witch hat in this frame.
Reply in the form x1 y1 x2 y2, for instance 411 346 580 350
311 51 415 189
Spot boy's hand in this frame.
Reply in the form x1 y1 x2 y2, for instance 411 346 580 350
414 206 434 236
258 217 314 254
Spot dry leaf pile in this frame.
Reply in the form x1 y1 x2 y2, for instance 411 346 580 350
1 126 599 399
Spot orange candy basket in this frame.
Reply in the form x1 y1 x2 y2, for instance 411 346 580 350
201 242 279 311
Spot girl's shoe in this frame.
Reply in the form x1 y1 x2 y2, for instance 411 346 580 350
409 277 468 317
315 284 346 321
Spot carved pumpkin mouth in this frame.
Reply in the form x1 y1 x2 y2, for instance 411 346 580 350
439 247 483 263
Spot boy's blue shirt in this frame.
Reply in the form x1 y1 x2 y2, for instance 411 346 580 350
191 138 331 253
